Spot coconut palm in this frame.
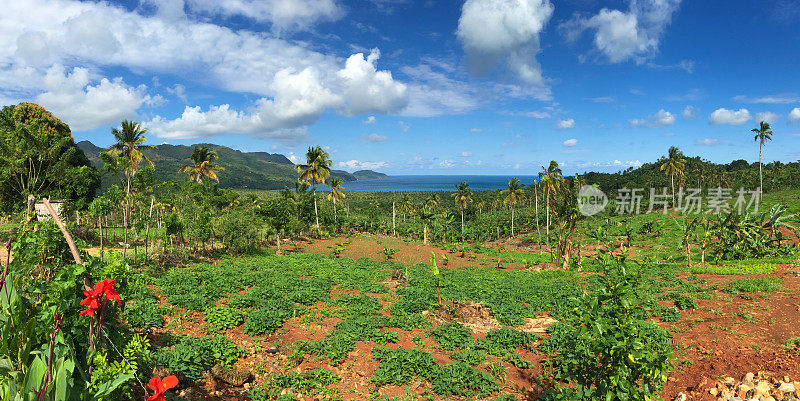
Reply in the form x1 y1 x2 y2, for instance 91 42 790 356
660 146 686 205
426 194 439 211
452 181 472 239
503 177 525 237
296 146 332 230
419 205 435 244
179 146 224 183
108 120 154 257
326 177 346 224
540 161 562 241
751 121 773 194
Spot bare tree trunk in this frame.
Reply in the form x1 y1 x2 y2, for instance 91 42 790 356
460 209 464 240
392 201 396 236
511 206 515 237
314 196 320 234
123 173 130 260
276 231 282 255
424 224 429 245
759 144 763 195
535 184 541 245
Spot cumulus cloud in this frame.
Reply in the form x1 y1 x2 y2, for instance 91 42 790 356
185 0 343 31
457 0 554 85
363 133 388 142
789 108 800 123
167 84 187 102
1 0 410 137
560 0 682 63
755 111 780 124
336 49 408 116
709 108 752 125
629 109 675 128
562 138 578 147
460 151 473 157
695 138 719 146
364 115 376 124
339 159 388 170
557 118 576 129
35 65 157 131
681 105 696 119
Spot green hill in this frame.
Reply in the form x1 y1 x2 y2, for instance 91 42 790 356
77 141 388 190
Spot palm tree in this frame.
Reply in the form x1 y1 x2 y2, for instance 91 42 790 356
108 120 154 257
419 205 435 244
503 177 525 237
660 146 686 205
751 121 773 195
426 194 439 211
452 182 472 240
540 161 562 241
326 177 346 224
296 146 332 231
400 194 412 222
179 146 224 183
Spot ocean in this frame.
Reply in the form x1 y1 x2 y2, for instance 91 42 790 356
321 175 539 192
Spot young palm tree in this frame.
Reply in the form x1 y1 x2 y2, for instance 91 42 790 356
108 120 154 257
503 177 525 237
751 121 773 195
452 181 472 240
296 146 332 231
660 146 686 205
179 146 224 183
326 177 346 224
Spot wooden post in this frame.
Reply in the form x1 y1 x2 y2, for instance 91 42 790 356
392 201 396 236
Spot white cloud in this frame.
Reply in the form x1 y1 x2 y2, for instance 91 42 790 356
709 108 752 125
732 94 800 104
364 115 376 124
35 65 157 131
363 133 388 142
460 151 473 157
681 105 696 119
557 118 576 129
439 159 455 168
336 49 408 116
695 138 719 146
398 121 410 132
789 108 800 123
457 0 554 85
562 138 578 147
629 109 675 128
167 84 187 102
469 128 483 133
755 111 780 124
561 0 682 63
185 0 343 31
338 159 388 170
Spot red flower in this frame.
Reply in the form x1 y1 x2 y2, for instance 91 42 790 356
147 375 178 401
79 279 120 316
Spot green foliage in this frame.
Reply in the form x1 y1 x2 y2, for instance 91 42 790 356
450 349 487 366
90 334 150 399
244 304 298 335
663 292 698 310
371 347 437 386
541 254 675 401
727 277 783 293
479 327 540 353
217 208 261 254
430 363 497 397
250 367 340 400
150 335 243 380
428 322 473 350
660 307 681 322
206 306 245 331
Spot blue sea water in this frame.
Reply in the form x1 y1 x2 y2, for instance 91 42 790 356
323 175 539 192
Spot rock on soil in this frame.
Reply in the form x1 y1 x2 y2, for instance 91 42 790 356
210 364 253 387
676 371 800 401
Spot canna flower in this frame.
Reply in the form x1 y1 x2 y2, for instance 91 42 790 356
79 279 120 316
147 375 178 401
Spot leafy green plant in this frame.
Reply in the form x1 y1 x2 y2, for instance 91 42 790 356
371 347 437 386
727 277 783 293
660 307 681 322
450 349 487 366
428 322 473 350
206 306 245 331
431 363 497 397
379 246 399 261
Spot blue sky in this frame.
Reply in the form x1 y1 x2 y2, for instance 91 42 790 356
2 0 800 174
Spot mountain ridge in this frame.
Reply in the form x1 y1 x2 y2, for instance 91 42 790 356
77 141 388 190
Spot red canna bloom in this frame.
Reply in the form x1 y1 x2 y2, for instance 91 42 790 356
79 279 120 316
147 375 178 401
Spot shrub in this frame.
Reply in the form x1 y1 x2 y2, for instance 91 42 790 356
428 322 473 350
206 306 245 331
244 308 290 335
450 349 487 366
431 363 497 397
217 209 261 254
371 347 437 386
660 307 681 322
663 292 698 310
541 258 674 400
150 335 243 380
123 299 164 328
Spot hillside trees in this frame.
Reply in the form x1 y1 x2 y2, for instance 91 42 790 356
0 102 100 213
